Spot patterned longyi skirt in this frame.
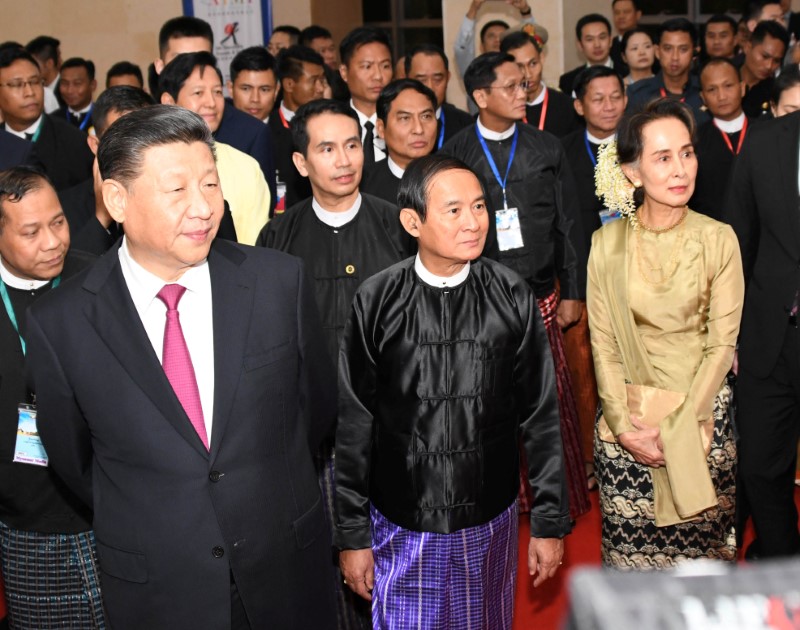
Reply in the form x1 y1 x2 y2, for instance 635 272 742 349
595 384 737 570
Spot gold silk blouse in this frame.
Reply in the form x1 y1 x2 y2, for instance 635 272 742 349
587 210 744 525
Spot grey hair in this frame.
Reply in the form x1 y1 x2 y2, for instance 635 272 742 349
97 104 215 187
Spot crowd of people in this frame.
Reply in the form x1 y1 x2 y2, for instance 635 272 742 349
1 0 800 627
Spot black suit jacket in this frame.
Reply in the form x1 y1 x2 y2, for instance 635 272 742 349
267 107 312 212
26 240 337 629
725 110 800 378
0 129 41 170
2 115 93 191
561 129 602 259
438 102 474 147
53 106 95 134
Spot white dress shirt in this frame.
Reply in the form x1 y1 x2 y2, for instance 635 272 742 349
4 115 43 141
0 258 49 290
387 157 405 179
118 238 215 440
477 118 515 141
414 254 470 288
43 75 60 114
312 194 362 227
350 100 386 163
714 112 746 134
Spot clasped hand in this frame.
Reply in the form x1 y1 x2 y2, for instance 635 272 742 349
617 416 666 467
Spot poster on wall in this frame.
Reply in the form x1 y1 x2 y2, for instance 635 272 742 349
182 0 273 84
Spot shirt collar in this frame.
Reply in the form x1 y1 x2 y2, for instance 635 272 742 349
476 118 516 141
68 102 92 116
350 99 377 127
280 102 295 122
5 115 43 140
312 193 362 227
387 157 405 179
586 58 613 69
527 81 547 106
586 130 616 144
118 237 210 313
436 106 442 119
414 254 470 288
714 112 746 133
0 257 50 290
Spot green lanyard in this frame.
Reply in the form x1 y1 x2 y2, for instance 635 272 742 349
0 276 60 355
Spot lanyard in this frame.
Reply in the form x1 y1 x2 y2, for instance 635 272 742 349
437 109 446 150
659 87 686 103
714 117 748 155
522 88 549 130
584 132 598 168
475 122 519 209
278 107 290 129
66 104 92 131
0 276 60 355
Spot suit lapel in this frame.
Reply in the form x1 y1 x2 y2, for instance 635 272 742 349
83 243 210 457
777 114 800 247
207 242 254 459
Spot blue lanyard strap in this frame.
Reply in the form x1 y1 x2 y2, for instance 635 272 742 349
66 104 92 131
0 276 60 355
584 132 598 168
437 109 446 150
475 122 519 209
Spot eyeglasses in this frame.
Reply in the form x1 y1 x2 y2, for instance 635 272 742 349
0 78 45 92
483 81 529 96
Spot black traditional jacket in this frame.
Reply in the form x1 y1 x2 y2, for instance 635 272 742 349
334 257 572 548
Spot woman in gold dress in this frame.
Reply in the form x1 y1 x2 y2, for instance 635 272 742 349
588 99 744 569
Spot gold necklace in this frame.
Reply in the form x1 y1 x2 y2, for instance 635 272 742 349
633 215 687 285
631 206 688 233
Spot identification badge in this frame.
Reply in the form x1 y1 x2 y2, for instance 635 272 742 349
13 404 48 467
598 208 622 226
275 173 287 214
496 207 524 252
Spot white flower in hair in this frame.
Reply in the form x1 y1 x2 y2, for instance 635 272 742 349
594 141 637 218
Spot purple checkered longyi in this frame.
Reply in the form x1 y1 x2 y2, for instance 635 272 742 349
370 502 518 630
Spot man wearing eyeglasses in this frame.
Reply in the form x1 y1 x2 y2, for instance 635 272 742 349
442 51 591 523
0 47 93 191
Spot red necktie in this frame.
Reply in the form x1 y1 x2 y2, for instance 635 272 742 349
157 284 209 450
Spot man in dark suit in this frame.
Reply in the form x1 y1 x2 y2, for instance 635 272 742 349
725 109 800 559
26 105 337 629
405 44 474 149
0 47 93 191
54 57 97 134
559 14 617 96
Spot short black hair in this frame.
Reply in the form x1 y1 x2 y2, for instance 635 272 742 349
699 56 741 89
574 65 625 100
276 46 325 82
480 20 510 44
398 154 483 222
500 31 542 55
772 63 800 105
106 61 144 88
404 44 449 75
230 47 276 83
272 25 302 45
744 0 783 23
300 25 333 47
158 17 214 59
705 13 738 32
576 14 612 41
159 52 222 101
98 104 214 186
464 52 516 105
93 86 155 137
25 36 60 63
750 19 789 50
290 98 360 157
340 27 392 67
0 47 40 71
617 99 696 205
60 57 95 81
0 166 53 227
621 27 653 54
659 17 698 46
376 79 437 122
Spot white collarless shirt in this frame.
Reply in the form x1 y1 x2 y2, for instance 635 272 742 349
118 238 215 440
414 255 470 288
